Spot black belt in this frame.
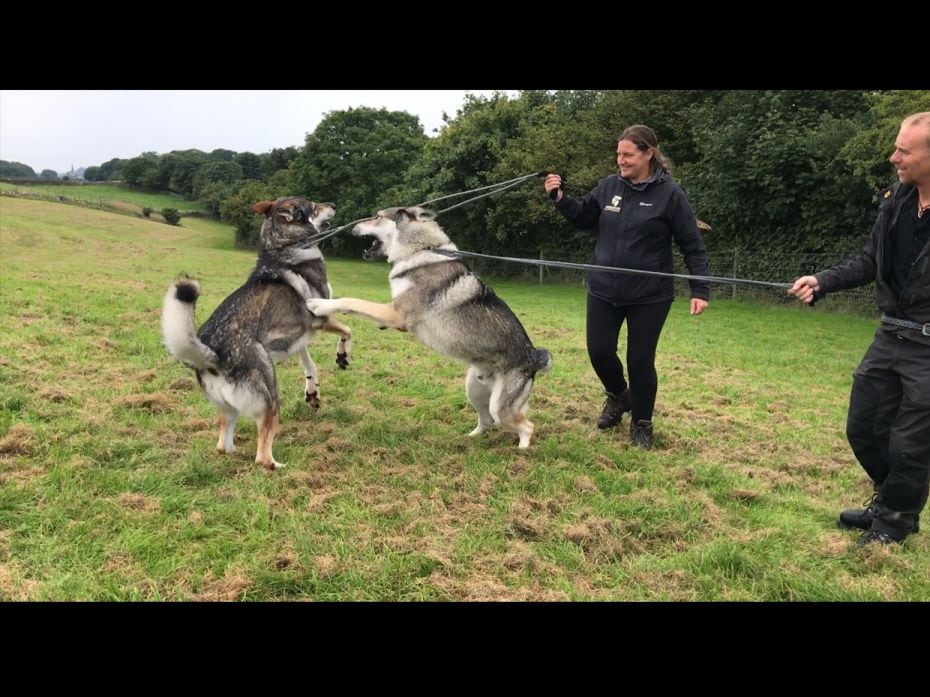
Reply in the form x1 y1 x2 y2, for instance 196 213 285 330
881 314 930 336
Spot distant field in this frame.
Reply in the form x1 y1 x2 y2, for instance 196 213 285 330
0 181 204 212
1 197 926 601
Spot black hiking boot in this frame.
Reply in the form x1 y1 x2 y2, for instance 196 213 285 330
596 389 631 430
838 493 878 531
630 419 653 450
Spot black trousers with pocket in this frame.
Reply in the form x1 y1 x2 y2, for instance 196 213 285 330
585 294 672 423
846 328 930 532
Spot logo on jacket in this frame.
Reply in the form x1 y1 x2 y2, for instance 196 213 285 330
638 201 654 207
604 195 622 213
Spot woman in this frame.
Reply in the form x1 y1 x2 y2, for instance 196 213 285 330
545 124 709 449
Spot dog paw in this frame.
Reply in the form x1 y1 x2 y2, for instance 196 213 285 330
305 390 321 409
336 352 350 370
307 298 334 316
468 424 492 437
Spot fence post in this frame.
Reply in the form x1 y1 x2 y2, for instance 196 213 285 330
539 250 544 285
732 249 738 300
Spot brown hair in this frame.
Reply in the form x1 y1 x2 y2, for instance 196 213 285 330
618 124 672 175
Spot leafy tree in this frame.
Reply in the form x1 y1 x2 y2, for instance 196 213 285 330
192 160 243 199
0 160 36 177
40 169 59 180
235 152 263 181
82 166 101 181
261 147 299 179
682 90 874 258
96 157 124 181
148 153 182 190
291 107 428 252
167 151 208 196
209 148 237 162
120 153 158 188
198 180 238 220
220 180 277 248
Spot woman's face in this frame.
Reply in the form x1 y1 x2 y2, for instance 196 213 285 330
616 139 654 183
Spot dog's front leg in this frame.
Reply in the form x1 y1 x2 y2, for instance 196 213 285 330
320 317 353 369
307 298 407 332
281 269 313 301
298 348 321 408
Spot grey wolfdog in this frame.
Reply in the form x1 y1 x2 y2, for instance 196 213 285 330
308 206 551 448
161 197 353 469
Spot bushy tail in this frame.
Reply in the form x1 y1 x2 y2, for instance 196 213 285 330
532 348 552 376
161 278 218 371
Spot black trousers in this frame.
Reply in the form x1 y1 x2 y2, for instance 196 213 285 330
585 294 672 422
847 328 930 531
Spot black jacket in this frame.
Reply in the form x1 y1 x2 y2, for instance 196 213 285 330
555 171 710 305
815 182 930 328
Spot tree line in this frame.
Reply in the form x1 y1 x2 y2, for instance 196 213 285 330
69 90 930 263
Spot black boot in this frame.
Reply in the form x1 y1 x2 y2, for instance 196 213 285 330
838 493 878 531
840 493 920 533
596 389 631 430
856 503 921 546
630 419 653 450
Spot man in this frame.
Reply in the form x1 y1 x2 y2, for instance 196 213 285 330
789 112 930 546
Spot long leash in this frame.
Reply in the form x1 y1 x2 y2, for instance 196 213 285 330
430 249 793 290
298 172 545 247
301 172 794 291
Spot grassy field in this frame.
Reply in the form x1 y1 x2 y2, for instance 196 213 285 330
0 182 204 213
1 197 927 601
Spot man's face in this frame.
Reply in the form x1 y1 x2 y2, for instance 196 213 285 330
889 121 930 187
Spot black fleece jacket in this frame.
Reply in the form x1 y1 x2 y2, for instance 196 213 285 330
555 171 710 305
815 182 930 343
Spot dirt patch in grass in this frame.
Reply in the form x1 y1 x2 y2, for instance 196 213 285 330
0 563 39 600
0 423 35 455
191 569 253 601
168 377 196 392
562 516 643 560
119 393 172 413
426 567 568 601
0 465 45 486
117 492 162 514
313 555 338 577
38 387 71 403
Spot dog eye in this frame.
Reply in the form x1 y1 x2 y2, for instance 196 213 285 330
291 209 304 221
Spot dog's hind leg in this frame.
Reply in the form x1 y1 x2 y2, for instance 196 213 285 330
465 366 494 438
250 346 284 469
216 411 239 453
321 316 353 370
256 405 284 469
298 348 321 409
492 371 536 449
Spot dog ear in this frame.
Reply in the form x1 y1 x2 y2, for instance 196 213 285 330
696 219 712 235
418 208 437 221
251 201 275 216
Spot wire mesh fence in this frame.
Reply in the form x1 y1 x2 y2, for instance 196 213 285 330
674 249 876 317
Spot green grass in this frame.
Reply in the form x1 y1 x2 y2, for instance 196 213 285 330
1 196 927 601
0 181 204 212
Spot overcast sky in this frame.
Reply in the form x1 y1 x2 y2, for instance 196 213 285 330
0 90 512 175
